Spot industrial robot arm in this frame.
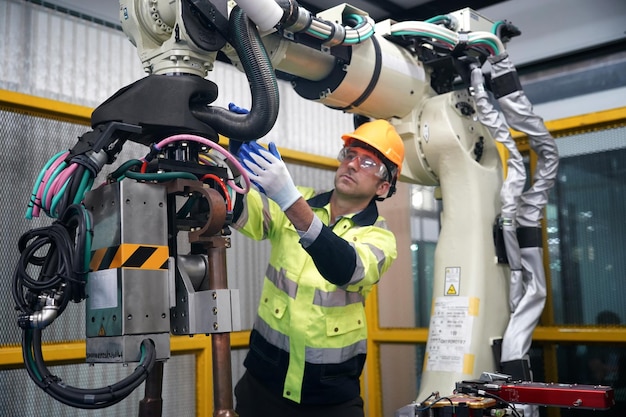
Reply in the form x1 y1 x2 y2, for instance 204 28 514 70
215 1 558 410
13 1 566 415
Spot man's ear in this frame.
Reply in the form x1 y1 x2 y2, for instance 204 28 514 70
376 181 391 198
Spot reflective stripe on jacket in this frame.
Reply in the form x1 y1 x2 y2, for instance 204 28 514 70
233 187 397 404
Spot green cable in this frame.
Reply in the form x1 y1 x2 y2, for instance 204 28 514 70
67 203 93 273
49 178 71 219
81 204 92 273
306 27 329 40
109 159 143 181
492 20 505 34
343 29 375 44
425 15 449 25
140 342 146 362
72 171 93 205
177 195 198 219
346 13 363 24
307 16 373 45
41 162 68 213
25 330 42 381
26 150 66 219
123 171 197 182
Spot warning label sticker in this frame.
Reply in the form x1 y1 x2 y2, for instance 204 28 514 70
425 296 474 373
444 267 460 296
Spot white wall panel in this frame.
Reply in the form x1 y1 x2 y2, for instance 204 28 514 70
0 0 28 87
1 0 144 107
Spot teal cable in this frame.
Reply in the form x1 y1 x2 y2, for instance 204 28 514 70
346 14 364 24
41 162 67 212
425 15 449 25
109 159 143 181
25 330 42 381
177 196 198 219
72 171 93 205
492 20 505 34
343 29 374 44
77 204 92 273
49 179 71 218
82 203 92 272
306 27 329 40
124 171 197 182
26 150 66 219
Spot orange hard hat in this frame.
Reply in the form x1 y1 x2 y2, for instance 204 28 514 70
341 119 404 176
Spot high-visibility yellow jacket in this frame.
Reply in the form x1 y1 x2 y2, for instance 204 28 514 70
233 186 397 405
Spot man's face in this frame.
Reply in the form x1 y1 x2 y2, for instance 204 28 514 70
334 146 390 200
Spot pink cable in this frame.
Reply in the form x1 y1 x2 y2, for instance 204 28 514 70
155 134 251 194
32 152 68 217
45 163 78 209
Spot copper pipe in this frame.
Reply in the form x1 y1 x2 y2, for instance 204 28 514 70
139 360 164 417
206 237 238 417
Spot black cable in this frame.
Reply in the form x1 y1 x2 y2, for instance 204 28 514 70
56 176 73 215
415 393 454 412
26 329 156 409
458 385 522 417
60 204 92 302
21 330 47 390
13 204 92 329
66 165 86 207
13 225 73 314
478 390 522 417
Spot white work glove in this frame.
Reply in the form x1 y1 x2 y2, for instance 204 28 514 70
238 141 301 211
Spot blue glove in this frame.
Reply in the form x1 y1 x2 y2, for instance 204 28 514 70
228 102 249 114
239 142 301 211
227 102 249 155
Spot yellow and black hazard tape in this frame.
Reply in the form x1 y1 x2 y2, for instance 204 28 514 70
90 244 169 271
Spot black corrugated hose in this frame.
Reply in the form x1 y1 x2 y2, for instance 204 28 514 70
191 6 280 141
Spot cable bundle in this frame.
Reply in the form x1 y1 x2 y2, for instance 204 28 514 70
13 204 92 323
306 13 375 45
26 151 95 219
390 19 507 57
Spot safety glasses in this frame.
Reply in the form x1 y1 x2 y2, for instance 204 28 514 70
337 147 388 179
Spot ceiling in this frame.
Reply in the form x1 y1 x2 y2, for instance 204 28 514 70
293 0 509 23
35 0 510 32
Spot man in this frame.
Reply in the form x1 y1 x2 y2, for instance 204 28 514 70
232 119 405 417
